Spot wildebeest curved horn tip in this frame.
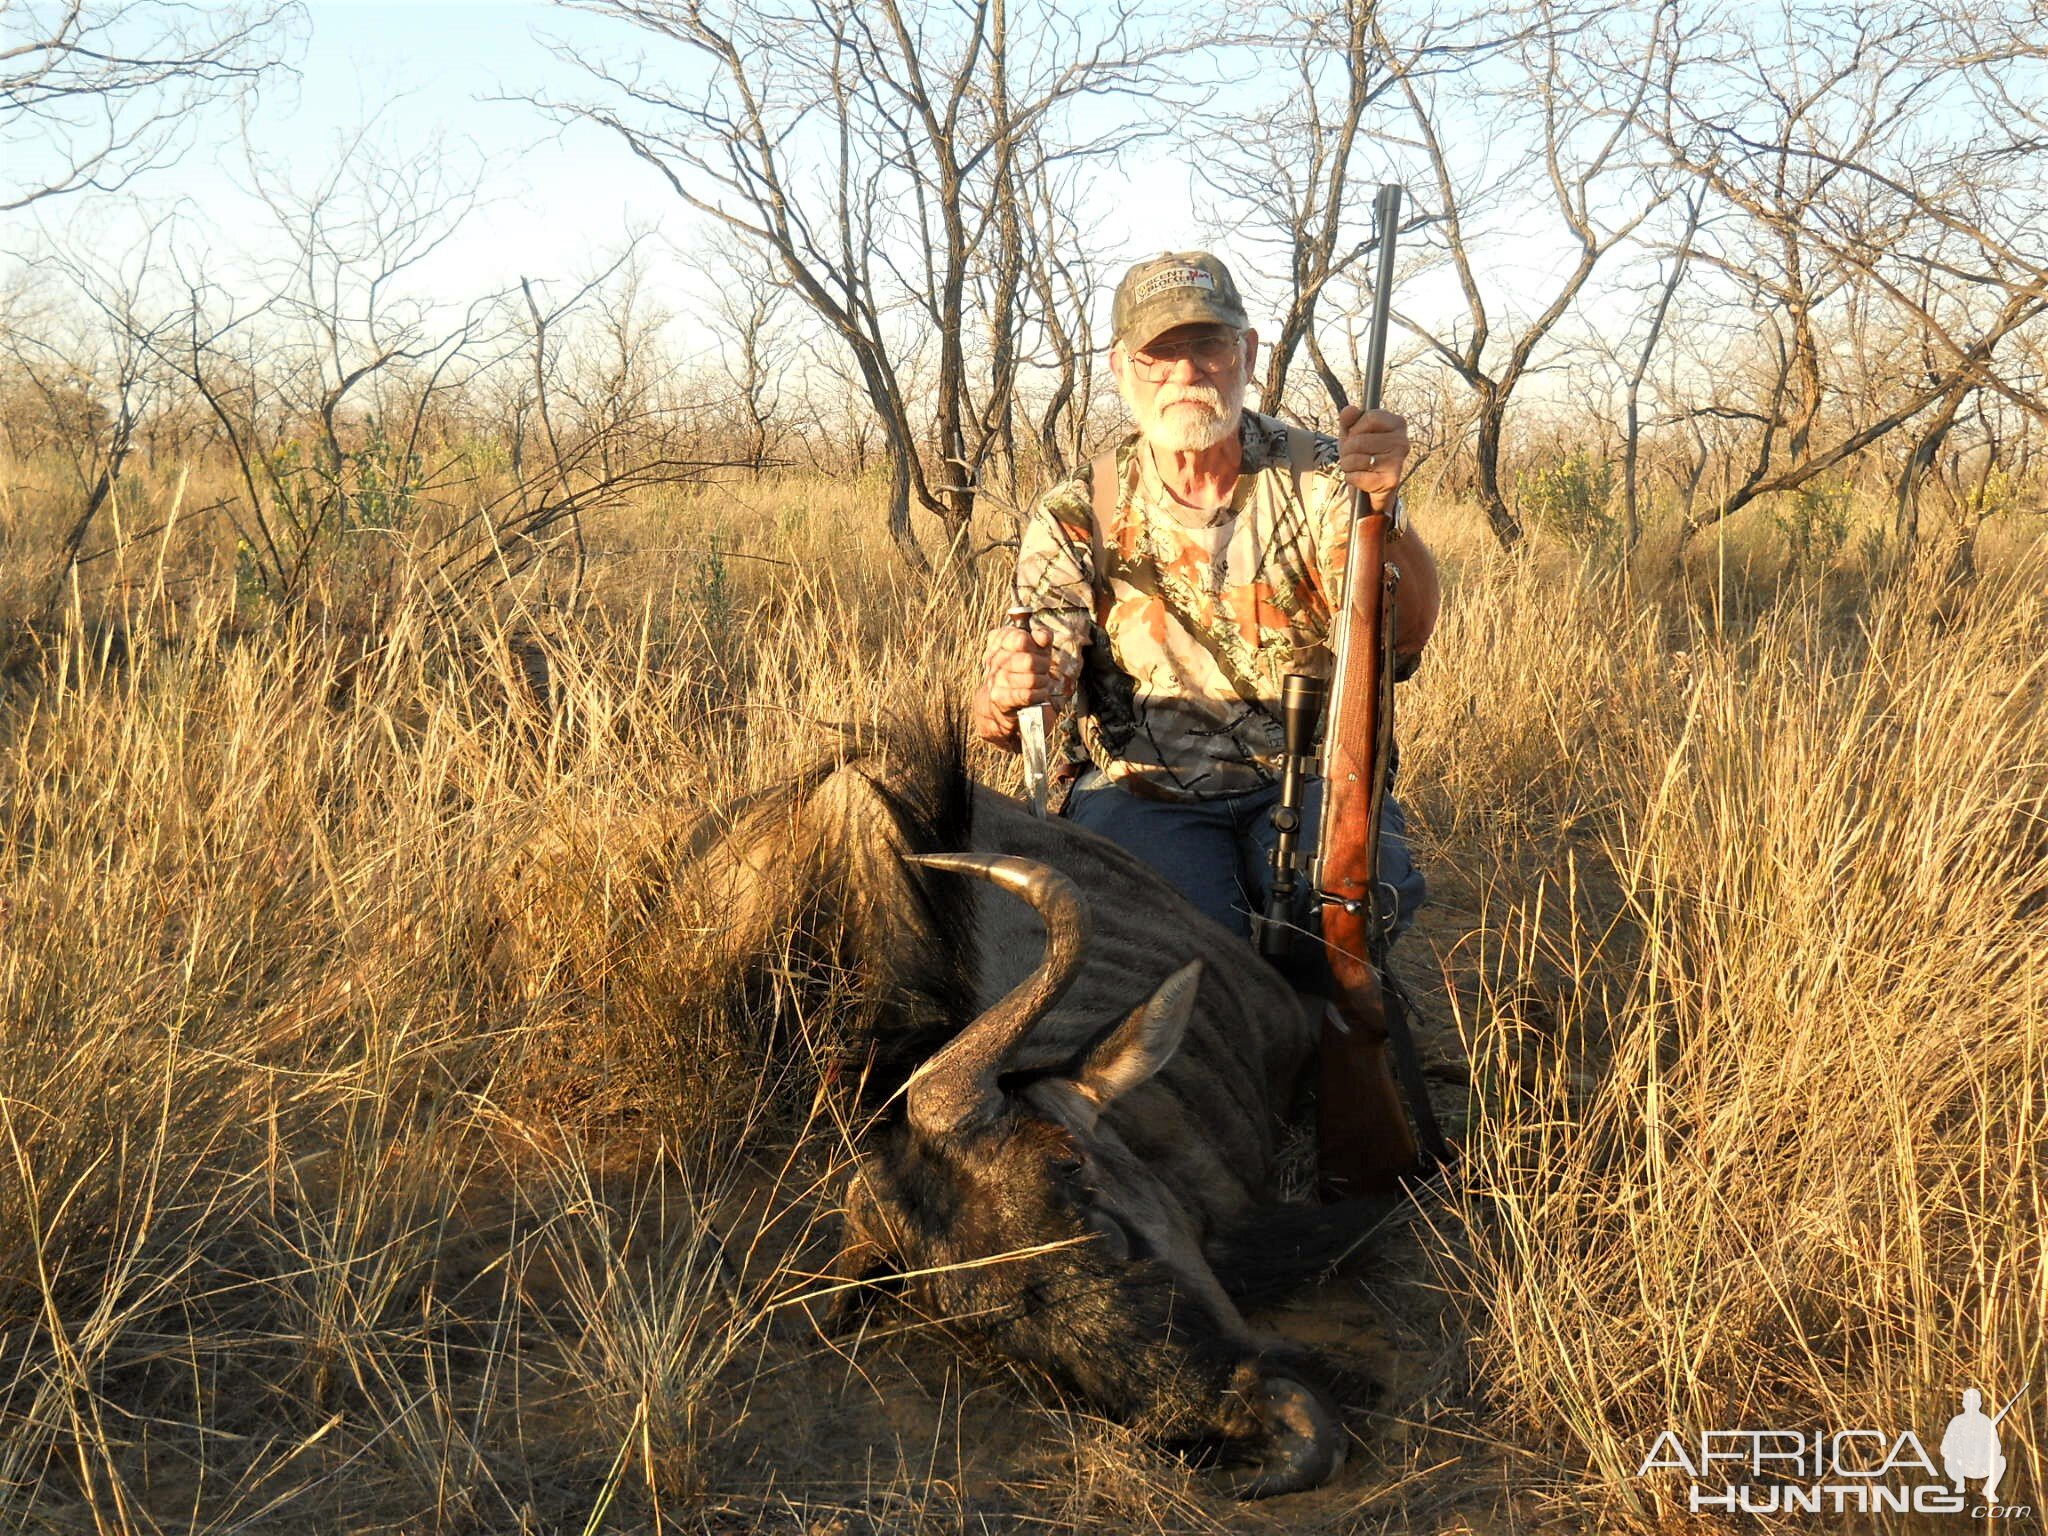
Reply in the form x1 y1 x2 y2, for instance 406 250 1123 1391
904 851 1093 1137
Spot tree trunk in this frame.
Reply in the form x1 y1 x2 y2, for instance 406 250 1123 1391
1892 387 1966 555
39 406 134 622
1473 399 1525 548
1624 197 1700 555
885 438 928 575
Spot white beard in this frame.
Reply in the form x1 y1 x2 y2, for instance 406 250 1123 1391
1124 371 1245 454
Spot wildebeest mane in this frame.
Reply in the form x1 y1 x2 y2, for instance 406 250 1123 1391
698 708 980 1099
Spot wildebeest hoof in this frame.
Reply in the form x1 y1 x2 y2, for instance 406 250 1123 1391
1219 1375 1347 1498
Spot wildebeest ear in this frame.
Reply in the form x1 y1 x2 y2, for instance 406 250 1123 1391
1073 961 1202 1112
820 1176 902 1336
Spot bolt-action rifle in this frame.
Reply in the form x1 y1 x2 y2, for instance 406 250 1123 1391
1254 183 1453 1197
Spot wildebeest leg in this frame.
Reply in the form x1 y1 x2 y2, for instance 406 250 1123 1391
1204 1196 1403 1310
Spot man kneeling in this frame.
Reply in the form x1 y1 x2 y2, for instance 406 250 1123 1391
973 250 1439 949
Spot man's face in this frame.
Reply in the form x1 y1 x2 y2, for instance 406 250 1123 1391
1113 322 1257 454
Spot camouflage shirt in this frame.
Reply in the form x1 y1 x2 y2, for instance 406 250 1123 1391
1014 409 1357 798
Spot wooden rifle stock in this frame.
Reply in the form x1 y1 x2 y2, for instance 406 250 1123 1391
1313 183 1426 1197
1314 506 1418 1196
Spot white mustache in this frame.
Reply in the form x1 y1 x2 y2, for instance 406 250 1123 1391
1119 365 1242 453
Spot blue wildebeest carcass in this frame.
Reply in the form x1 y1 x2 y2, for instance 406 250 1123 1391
696 718 1398 1496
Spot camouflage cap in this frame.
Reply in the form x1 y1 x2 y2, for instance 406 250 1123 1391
1111 251 1249 351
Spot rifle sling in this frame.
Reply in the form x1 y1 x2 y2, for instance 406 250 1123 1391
1378 965 1456 1169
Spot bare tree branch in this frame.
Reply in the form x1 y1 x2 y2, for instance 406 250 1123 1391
1 0 296 211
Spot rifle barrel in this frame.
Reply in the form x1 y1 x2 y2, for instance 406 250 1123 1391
1360 183 1403 414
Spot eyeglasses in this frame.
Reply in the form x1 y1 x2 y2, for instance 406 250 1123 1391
1125 332 1243 381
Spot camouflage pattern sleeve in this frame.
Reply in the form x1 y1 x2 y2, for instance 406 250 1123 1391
1011 473 1099 676
1305 453 1357 644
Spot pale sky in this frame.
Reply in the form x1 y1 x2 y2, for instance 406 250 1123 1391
8 0 1223 356
3 0 1753 427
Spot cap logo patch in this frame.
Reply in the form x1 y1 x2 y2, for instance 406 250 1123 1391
1134 266 1215 304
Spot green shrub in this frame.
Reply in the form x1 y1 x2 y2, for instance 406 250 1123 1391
1519 448 1616 549
1772 479 1854 573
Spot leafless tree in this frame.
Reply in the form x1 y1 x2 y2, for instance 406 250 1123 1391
1618 188 1699 551
534 0 1176 573
1646 9 2048 577
1377 0 1671 549
548 244 680 482
147 131 513 601
71 129 736 610
1640 0 2046 573
0 243 178 613
1015 156 1106 486
1198 0 1410 418
1 0 295 211
696 234 794 474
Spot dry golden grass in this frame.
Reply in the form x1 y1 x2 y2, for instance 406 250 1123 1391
0 453 2042 1533
1402 520 2047 1529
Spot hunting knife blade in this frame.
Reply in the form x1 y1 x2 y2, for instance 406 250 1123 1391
1006 605 1052 817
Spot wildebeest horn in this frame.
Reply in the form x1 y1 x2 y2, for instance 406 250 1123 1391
1220 1376 1347 1499
902 853 1089 1136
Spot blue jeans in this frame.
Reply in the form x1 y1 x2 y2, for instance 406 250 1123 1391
1063 770 1426 950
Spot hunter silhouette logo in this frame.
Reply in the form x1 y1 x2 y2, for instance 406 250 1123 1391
1638 1384 2031 1519
1942 1388 2020 1503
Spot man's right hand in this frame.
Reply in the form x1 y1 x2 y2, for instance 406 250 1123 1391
973 623 1064 750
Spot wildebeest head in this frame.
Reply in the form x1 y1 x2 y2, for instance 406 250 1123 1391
829 853 1348 1498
